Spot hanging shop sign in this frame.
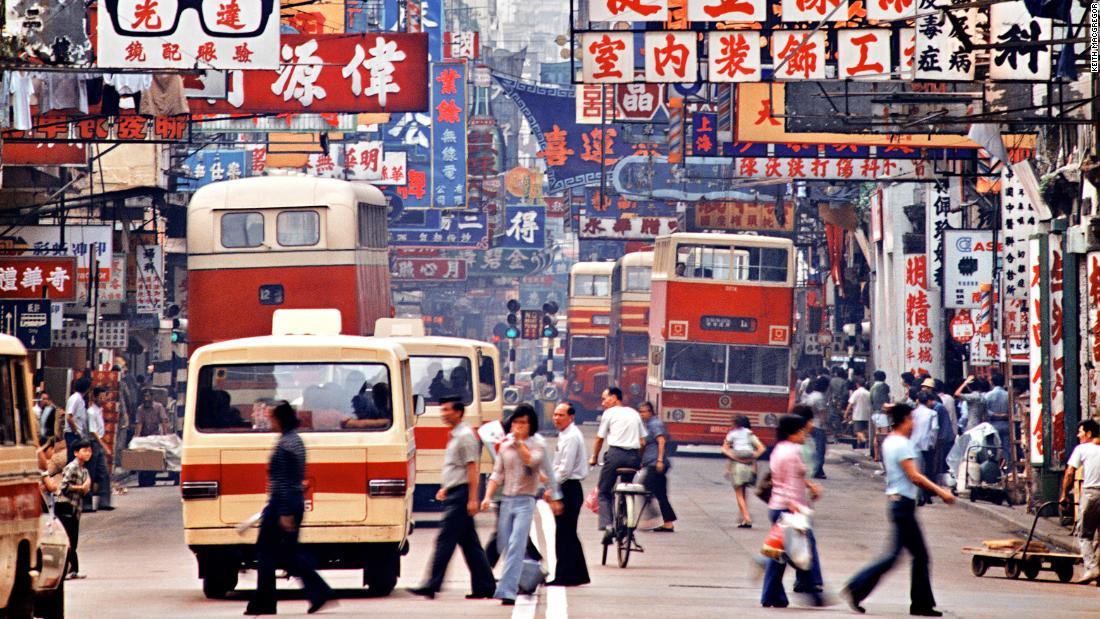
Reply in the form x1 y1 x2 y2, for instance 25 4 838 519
691 201 794 233
575 83 667 124
500 206 547 250
988 1 1052 81
1028 237 1044 465
177 150 250 191
1001 166 1040 299
943 230 999 309
925 178 963 289
2 143 86 166
390 257 467 281
903 253 942 379
0 226 112 295
460 248 552 277
578 215 679 240
97 0 281 69
390 211 489 248
189 33 429 114
443 31 479 59
731 157 932 181
2 113 189 144
135 245 165 315
949 310 975 344
784 82 982 136
0 257 77 302
430 62 467 208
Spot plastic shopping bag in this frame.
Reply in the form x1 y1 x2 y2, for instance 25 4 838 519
583 487 599 513
760 521 785 561
783 523 812 570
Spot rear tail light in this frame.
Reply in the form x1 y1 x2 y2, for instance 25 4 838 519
181 481 219 500
369 479 407 497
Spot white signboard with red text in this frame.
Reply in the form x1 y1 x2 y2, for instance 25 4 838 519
1027 237 1043 465
97 0 281 69
1088 253 1100 421
903 253 942 378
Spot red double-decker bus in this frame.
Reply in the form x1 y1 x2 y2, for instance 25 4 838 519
566 261 615 419
610 251 653 405
647 233 795 448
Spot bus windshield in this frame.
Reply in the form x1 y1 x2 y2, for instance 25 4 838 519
410 356 474 405
675 244 788 283
195 363 393 433
622 334 649 363
624 267 651 292
664 343 789 389
569 336 607 361
573 274 611 297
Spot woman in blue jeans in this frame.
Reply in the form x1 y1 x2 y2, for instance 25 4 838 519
481 404 544 606
762 413 825 608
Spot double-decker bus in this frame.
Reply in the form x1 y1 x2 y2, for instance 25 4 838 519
647 233 795 448
609 251 653 405
187 176 392 350
566 261 615 419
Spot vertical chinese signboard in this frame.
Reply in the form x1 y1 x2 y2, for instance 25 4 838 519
430 62 467 208
1047 237 1065 465
903 254 941 378
1027 237 1044 465
97 0 281 69
136 245 165 315
1087 253 1100 424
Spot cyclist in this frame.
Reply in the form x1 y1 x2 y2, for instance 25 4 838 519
588 387 646 544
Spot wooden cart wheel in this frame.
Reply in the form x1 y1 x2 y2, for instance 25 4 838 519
1054 560 1074 583
1022 559 1041 580
1005 559 1022 579
970 556 988 577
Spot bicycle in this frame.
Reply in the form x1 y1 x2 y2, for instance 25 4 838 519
600 467 650 568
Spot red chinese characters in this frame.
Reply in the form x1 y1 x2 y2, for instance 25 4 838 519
904 254 936 376
781 0 846 21
590 0 669 21
773 31 826 80
838 30 890 79
644 32 697 83
707 32 760 82
687 0 765 20
536 124 575 167
582 33 632 83
868 0 914 19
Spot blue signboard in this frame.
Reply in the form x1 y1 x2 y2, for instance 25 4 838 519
177 151 250 191
431 62 466 209
423 0 445 62
0 300 51 349
500 206 546 249
692 112 717 157
391 157 432 209
391 211 488 248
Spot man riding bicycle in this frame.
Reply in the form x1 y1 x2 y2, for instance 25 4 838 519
588 387 646 544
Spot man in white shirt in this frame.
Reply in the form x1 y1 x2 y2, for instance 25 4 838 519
85 387 114 511
546 403 590 586
64 376 92 463
1060 419 1100 583
910 392 939 506
845 376 873 449
588 387 646 536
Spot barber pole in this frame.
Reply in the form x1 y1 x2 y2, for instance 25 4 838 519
716 84 733 142
976 283 993 335
668 97 684 164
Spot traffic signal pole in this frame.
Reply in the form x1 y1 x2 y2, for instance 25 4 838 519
506 299 520 386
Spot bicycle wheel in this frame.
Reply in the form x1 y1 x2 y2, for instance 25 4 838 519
615 492 632 568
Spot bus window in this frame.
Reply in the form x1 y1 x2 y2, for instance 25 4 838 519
752 247 790 283
622 334 649 363
13 359 32 444
221 212 265 248
277 210 320 247
0 361 15 445
572 274 610 297
410 356 473 405
676 245 731 280
726 346 790 387
358 203 388 248
195 363 393 432
478 354 497 401
569 336 607 361
624 267 651 292
664 342 727 385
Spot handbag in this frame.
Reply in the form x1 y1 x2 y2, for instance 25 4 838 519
755 469 773 503
760 520 784 561
518 559 547 594
583 486 599 513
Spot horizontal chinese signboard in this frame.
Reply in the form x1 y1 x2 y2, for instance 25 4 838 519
190 34 430 114
0 257 77 301
97 0 281 69
731 157 932 181
578 215 679 240
691 201 794 233
0 226 112 294
390 257 467 281
2 142 86 165
2 113 189 143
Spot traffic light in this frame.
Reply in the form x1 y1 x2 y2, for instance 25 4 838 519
505 300 520 339
171 318 188 343
541 301 559 338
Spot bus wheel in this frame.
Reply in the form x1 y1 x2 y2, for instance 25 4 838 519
200 554 239 599
7 544 34 619
363 544 400 597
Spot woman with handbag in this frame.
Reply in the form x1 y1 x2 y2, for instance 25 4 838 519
761 414 825 609
722 415 766 528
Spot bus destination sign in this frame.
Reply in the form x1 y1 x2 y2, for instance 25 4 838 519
700 315 757 333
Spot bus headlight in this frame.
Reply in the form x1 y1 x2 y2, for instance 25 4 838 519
763 414 778 428
670 409 685 422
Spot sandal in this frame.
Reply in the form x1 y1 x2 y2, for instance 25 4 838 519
738 521 753 529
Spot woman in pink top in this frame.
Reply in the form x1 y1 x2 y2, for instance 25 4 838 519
761 414 825 608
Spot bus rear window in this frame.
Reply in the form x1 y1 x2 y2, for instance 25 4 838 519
624 267 651 292
569 336 607 361
623 334 649 363
277 210 320 247
675 244 789 283
195 363 393 433
572 274 610 297
410 356 473 406
221 212 264 248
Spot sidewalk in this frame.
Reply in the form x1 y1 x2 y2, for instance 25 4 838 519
830 443 1078 552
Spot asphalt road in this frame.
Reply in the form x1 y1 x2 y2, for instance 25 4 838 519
67 430 1100 618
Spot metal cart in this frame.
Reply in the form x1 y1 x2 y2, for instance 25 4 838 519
963 501 1080 583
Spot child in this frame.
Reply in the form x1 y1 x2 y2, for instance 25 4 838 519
56 439 93 579
722 415 766 528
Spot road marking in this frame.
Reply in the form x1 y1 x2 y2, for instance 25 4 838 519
513 594 538 619
546 585 569 619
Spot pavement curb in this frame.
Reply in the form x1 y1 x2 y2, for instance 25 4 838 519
833 448 1078 552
